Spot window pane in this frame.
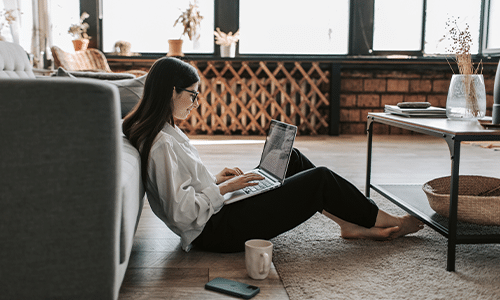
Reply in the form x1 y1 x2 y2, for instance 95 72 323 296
239 0 349 55
487 0 500 49
424 0 481 54
51 0 81 53
373 0 423 51
102 0 214 53
0 0 78 54
0 0 33 52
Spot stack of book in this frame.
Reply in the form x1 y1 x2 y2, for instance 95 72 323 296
384 105 447 118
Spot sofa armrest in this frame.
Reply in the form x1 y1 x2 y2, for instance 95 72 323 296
0 79 123 300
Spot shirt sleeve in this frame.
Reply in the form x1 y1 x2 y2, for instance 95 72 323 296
149 140 224 231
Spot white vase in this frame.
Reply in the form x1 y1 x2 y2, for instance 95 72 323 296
446 74 487 121
220 44 235 58
193 36 201 50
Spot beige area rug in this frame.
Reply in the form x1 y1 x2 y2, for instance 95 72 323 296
271 193 500 300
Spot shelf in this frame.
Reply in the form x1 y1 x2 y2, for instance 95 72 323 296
372 184 500 243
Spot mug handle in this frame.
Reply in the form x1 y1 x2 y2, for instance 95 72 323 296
259 252 270 274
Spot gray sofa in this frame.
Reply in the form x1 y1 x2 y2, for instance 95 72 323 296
0 41 145 299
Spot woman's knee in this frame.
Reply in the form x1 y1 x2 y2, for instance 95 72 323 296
286 148 315 177
308 166 346 193
311 166 332 180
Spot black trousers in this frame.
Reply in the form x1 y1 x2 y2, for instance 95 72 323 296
192 148 379 253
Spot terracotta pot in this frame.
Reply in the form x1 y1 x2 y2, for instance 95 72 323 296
167 39 184 57
72 39 89 51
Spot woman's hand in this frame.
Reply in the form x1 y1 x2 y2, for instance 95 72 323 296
215 167 243 184
218 172 265 195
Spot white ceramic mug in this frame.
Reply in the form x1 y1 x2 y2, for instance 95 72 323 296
245 239 273 280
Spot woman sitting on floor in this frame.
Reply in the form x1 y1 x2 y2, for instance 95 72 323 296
122 57 424 253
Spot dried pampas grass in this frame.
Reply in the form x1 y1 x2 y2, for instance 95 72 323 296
214 27 240 46
445 17 482 116
174 1 203 41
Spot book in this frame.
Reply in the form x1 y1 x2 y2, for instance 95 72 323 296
384 105 447 118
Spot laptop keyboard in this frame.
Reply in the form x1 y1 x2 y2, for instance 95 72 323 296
243 178 274 194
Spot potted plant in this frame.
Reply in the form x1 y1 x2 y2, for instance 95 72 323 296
68 12 90 51
214 27 240 58
168 0 203 57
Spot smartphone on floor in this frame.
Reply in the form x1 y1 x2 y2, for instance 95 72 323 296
205 277 260 299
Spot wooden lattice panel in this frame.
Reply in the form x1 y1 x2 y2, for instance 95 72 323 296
176 61 331 135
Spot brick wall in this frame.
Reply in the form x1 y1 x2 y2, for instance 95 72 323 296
109 58 498 135
339 68 496 134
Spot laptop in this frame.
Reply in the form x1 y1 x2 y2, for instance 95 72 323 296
224 120 297 205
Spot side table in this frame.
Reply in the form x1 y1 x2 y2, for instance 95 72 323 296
365 112 500 271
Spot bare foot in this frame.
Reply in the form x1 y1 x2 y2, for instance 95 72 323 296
340 222 400 241
322 210 424 241
388 215 424 239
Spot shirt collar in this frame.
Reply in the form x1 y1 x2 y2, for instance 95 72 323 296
162 122 190 143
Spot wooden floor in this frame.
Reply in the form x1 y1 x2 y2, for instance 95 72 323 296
118 134 500 300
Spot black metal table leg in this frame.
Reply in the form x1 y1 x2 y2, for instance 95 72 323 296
446 137 461 272
365 117 374 198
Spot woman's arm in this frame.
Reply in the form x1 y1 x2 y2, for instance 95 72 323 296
149 140 225 229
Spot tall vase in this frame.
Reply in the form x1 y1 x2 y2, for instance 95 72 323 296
193 35 201 50
446 74 486 121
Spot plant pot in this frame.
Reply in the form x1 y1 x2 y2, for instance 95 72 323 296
220 44 235 58
72 39 89 51
167 39 184 57
446 74 487 121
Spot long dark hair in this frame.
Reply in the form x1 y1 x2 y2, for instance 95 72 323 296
122 57 200 185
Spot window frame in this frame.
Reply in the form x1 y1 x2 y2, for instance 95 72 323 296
369 0 426 57
80 0 500 59
482 0 500 55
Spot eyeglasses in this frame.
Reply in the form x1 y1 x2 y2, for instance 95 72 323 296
178 87 199 103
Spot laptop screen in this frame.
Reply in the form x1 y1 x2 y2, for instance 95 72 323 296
258 120 297 181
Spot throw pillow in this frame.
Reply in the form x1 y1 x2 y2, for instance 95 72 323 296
107 75 146 118
52 67 77 78
53 67 146 117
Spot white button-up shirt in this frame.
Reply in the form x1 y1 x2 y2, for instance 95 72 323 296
145 123 225 251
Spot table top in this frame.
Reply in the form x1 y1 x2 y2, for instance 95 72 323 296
368 113 500 136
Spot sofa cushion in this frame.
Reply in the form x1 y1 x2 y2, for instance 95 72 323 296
53 67 146 117
0 41 36 79
53 67 135 80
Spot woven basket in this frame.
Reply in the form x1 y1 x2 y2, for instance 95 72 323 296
422 175 500 226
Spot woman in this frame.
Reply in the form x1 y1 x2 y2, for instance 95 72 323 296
123 57 424 253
